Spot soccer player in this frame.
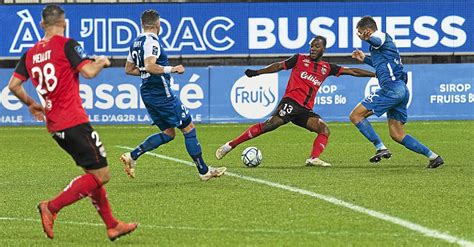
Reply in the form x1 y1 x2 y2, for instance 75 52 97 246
7 5 137 240
216 36 376 166
350 16 444 168
120 9 226 180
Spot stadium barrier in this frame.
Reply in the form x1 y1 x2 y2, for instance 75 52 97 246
0 63 473 126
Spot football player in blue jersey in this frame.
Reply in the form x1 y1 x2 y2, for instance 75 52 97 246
121 9 226 180
350 16 444 168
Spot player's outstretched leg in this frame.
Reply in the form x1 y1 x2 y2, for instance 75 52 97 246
182 124 226 181
216 122 264 160
216 116 284 160
121 132 174 178
350 104 391 163
389 119 444 168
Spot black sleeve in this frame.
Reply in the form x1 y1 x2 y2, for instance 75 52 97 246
283 54 298 70
329 63 342 76
64 39 91 69
14 53 29 80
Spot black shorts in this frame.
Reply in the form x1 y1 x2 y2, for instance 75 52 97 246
52 122 108 170
272 97 321 127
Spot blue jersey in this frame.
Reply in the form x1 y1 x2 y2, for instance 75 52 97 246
363 31 406 89
127 32 175 104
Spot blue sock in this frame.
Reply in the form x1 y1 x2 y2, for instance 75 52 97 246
355 118 384 149
131 132 174 160
401 135 432 158
183 128 209 175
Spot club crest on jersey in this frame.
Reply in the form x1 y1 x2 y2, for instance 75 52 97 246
321 66 327 75
152 46 159 56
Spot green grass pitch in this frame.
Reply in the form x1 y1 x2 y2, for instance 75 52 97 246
0 121 473 246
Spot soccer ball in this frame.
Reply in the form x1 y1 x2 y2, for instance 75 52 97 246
241 147 263 167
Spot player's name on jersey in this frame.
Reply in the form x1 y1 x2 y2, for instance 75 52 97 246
0 115 23 123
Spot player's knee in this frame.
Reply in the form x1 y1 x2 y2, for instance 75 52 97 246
390 132 404 143
349 112 360 124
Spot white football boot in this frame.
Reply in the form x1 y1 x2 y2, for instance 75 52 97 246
215 142 233 160
305 157 332 167
120 152 137 178
200 167 227 181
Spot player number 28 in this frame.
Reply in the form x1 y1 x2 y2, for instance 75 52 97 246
31 63 58 95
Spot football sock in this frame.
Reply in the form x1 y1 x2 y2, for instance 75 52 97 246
131 132 174 160
401 135 432 158
229 123 264 148
311 133 329 158
184 128 209 175
48 174 101 214
355 119 384 149
90 186 119 229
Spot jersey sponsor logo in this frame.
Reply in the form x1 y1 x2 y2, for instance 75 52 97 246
231 74 278 119
300 71 322 86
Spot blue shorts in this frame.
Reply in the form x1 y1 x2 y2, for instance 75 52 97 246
361 84 409 123
143 98 192 131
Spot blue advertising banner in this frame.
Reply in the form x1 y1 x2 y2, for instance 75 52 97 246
0 1 472 58
0 67 210 126
1 64 473 126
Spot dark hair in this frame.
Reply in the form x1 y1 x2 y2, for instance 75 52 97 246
312 35 327 47
141 9 160 29
42 4 65 26
357 16 378 30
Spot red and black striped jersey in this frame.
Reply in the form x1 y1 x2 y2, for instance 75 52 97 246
281 54 343 110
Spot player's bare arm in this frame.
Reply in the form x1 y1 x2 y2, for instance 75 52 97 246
125 61 140 76
245 62 283 77
8 76 45 121
80 55 111 79
340 67 375 77
144 56 185 74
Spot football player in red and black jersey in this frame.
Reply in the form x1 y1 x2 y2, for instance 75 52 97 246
216 36 375 166
7 5 137 240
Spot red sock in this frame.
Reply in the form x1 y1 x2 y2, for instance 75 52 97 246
90 186 118 229
311 133 329 158
229 123 264 148
47 174 101 214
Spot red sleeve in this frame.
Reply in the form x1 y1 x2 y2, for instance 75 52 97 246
77 59 92 71
13 53 29 81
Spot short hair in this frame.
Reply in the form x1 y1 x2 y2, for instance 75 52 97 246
357 16 378 30
141 9 160 29
42 4 65 26
311 35 327 47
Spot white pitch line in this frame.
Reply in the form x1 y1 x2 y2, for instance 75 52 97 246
117 145 474 247
0 216 409 237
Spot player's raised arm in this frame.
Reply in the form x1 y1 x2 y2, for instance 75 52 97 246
351 49 374 67
79 55 111 79
245 54 298 77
